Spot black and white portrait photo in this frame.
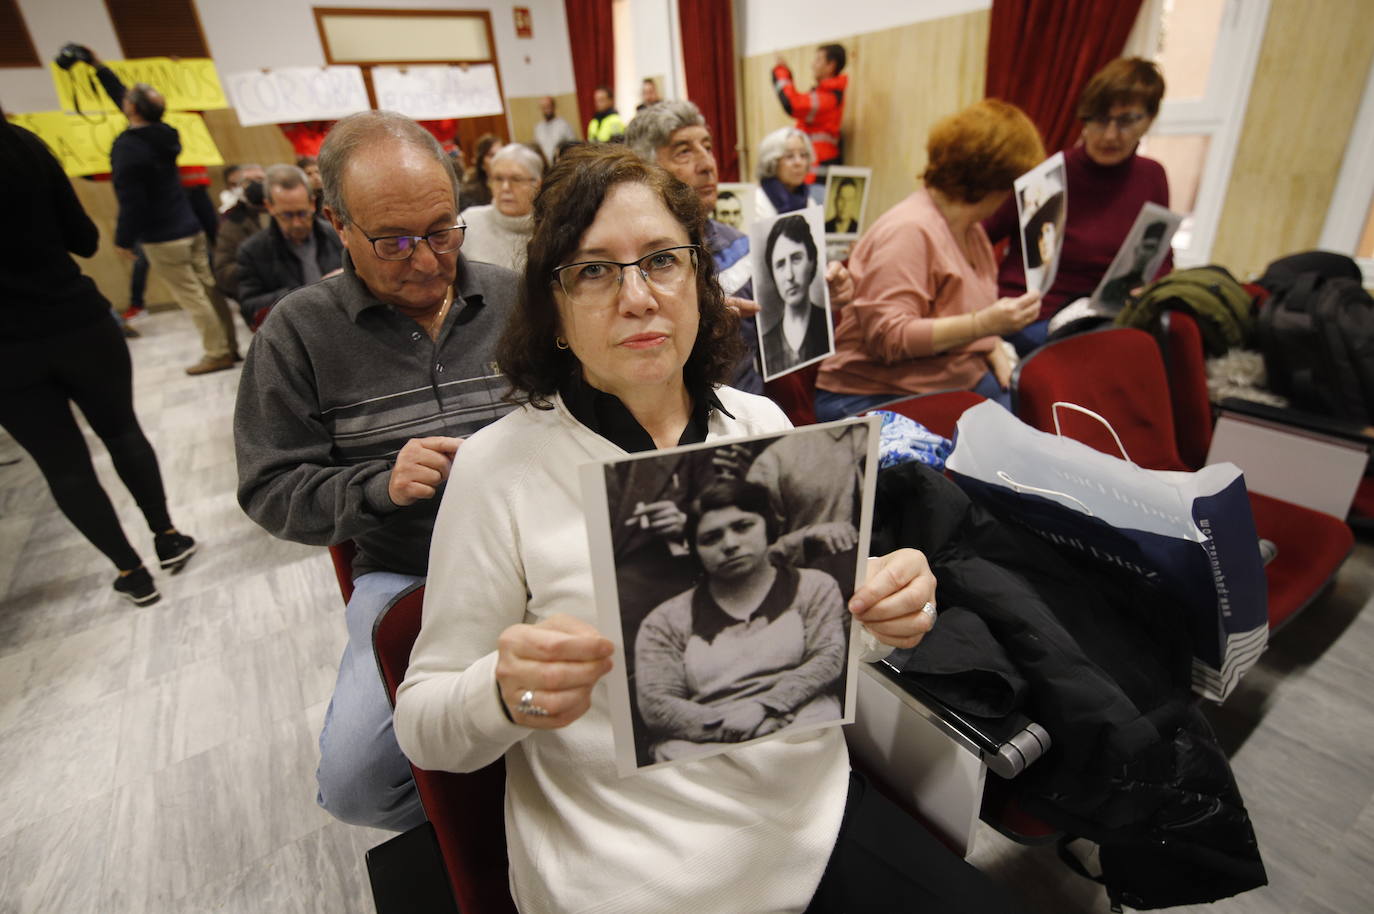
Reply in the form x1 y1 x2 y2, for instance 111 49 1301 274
1091 201 1182 309
1014 152 1067 294
822 166 871 240
579 419 878 774
713 182 755 232
750 207 834 382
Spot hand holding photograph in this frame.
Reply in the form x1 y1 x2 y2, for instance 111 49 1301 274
580 418 879 775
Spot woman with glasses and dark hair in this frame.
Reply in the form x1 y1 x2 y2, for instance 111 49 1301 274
394 144 1026 914
760 213 831 376
635 478 847 763
0 111 197 606
984 57 1171 354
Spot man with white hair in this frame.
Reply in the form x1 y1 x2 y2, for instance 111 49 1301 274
625 100 853 393
234 111 517 831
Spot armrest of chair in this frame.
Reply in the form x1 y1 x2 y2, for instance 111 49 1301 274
1217 397 1374 448
863 659 1050 779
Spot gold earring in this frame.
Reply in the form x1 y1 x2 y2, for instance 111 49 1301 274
555 337 569 350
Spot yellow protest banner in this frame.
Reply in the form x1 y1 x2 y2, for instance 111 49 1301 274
7 111 224 177
50 58 228 114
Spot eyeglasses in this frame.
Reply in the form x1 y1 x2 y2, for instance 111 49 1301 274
357 223 466 261
489 174 537 187
552 245 698 306
273 209 314 222
1084 111 1149 132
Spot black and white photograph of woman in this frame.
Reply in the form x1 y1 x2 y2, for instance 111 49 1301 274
751 207 835 381
1014 151 1067 293
584 420 875 772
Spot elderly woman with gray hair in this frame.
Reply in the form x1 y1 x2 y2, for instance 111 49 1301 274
755 125 820 219
459 143 543 272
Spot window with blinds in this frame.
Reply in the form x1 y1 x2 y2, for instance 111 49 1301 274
0 0 40 68
103 0 210 59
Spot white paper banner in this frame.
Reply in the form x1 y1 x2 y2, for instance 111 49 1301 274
224 67 371 127
372 64 505 120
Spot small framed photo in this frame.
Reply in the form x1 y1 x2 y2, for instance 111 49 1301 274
750 206 836 382
713 182 755 233
1014 152 1067 294
580 417 880 775
822 166 871 241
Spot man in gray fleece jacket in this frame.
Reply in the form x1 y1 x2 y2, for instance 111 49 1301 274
234 112 515 831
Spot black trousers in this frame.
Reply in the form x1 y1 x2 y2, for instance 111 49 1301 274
0 315 172 571
805 771 1031 914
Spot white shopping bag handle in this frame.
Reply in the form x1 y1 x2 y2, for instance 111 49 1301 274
1051 402 1132 463
995 470 1094 516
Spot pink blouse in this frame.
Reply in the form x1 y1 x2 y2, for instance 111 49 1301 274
818 187 999 397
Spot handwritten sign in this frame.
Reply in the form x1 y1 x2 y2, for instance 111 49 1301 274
50 58 228 113
224 67 370 127
372 65 504 120
6 110 224 177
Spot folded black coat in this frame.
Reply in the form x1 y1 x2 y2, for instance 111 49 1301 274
872 462 1266 910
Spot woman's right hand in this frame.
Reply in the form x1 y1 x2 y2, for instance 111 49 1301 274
496 614 614 729
977 290 1042 336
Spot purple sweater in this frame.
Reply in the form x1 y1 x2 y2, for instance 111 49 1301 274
984 144 1171 319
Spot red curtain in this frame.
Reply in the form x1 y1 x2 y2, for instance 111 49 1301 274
677 0 740 182
564 0 615 134
985 0 1145 153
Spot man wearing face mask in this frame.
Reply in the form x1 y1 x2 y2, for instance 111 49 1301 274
235 164 343 329
213 163 266 300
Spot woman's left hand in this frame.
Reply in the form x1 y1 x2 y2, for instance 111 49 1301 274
825 261 855 307
848 549 938 649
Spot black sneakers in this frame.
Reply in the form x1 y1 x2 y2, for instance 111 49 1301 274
113 567 160 606
155 530 198 574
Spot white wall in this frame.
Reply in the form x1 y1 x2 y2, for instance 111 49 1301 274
1 0 575 114
735 0 990 57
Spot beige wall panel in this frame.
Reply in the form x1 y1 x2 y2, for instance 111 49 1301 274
507 92 580 156
1211 0 1374 279
740 10 989 225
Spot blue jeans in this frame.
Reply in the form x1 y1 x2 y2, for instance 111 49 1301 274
316 570 427 831
815 372 1011 422
1004 319 1049 357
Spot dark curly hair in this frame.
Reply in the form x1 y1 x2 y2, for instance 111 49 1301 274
921 99 1044 203
683 479 780 562
497 144 741 408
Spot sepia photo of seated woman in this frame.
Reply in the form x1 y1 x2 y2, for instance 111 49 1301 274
634 478 848 764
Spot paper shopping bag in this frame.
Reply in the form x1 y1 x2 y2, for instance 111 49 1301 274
945 401 1267 701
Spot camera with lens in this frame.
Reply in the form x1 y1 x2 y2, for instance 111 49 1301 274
55 43 94 70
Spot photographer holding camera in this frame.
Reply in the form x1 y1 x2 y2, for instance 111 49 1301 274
70 44 240 375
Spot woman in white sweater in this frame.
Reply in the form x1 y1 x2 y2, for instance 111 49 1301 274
458 143 542 272
393 145 1026 914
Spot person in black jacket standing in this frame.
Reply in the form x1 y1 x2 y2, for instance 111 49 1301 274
0 112 197 605
235 164 343 329
84 47 240 375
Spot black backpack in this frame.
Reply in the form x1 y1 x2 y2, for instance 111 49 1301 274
1255 251 1374 423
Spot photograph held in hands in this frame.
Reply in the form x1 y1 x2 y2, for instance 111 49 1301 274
580 418 879 775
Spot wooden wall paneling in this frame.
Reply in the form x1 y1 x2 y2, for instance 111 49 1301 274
1211 0 1374 280
506 91 579 158
739 10 990 228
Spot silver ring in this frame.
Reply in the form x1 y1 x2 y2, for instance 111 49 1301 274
516 689 549 718
921 601 937 622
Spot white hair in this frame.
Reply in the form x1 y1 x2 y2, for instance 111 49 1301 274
756 127 813 181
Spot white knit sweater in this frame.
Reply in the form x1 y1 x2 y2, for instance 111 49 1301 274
460 204 533 273
395 388 861 914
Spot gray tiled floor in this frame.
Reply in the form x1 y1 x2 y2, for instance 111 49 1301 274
1 308 1371 912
